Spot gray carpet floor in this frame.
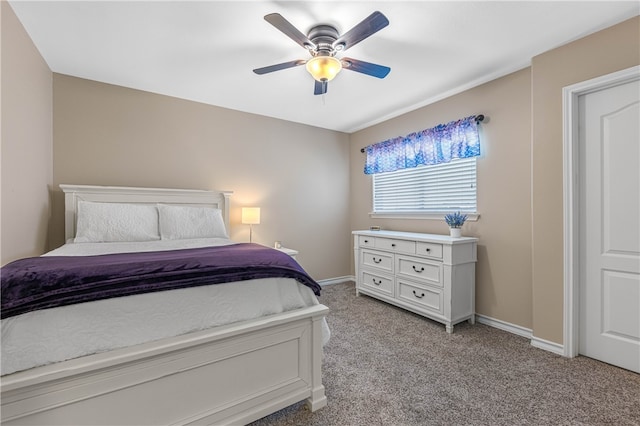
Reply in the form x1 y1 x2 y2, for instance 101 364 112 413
250 281 640 426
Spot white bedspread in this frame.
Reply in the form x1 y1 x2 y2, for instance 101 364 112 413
1 239 329 376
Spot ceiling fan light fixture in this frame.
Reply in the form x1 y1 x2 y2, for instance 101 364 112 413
305 56 342 82
255 12 390 94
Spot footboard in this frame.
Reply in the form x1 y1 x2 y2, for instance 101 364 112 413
1 305 329 425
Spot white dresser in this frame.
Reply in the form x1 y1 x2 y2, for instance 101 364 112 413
353 230 478 333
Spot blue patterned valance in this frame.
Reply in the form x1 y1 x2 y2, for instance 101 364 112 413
363 115 481 175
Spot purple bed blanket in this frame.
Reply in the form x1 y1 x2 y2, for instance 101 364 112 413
1 243 321 319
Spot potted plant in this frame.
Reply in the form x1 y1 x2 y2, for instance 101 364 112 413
444 211 467 237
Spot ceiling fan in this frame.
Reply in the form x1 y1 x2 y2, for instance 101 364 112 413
253 11 391 95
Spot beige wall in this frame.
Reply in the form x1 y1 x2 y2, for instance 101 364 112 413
530 16 640 344
52 74 351 281
350 16 639 341
350 68 533 329
1 1 53 266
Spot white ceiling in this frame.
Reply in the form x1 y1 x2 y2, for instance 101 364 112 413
9 1 639 133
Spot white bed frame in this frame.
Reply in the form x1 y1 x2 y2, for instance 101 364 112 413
1 184 328 425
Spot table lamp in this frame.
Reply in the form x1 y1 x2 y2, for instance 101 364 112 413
241 207 260 243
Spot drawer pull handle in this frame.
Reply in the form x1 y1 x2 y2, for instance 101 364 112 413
391 243 396 247
425 248 431 252
372 278 382 286
364 239 369 243
373 257 382 264
412 265 425 273
412 290 425 299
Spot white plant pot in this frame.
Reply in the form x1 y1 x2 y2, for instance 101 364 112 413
449 227 462 238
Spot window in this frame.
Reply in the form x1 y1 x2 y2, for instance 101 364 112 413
372 157 476 215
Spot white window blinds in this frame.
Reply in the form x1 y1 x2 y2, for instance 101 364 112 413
372 157 477 214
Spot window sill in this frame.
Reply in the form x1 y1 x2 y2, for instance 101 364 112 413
369 212 480 221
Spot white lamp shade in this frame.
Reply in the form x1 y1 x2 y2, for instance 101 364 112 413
241 207 261 225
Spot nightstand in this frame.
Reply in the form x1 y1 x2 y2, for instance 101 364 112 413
276 247 298 260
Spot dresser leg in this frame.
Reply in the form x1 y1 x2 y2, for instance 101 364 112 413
468 315 476 325
445 324 453 334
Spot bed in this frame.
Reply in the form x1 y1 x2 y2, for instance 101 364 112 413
1 184 329 425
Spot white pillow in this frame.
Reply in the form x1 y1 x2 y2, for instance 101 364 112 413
158 204 228 240
75 201 160 243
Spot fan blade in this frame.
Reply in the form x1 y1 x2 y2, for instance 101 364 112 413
333 11 389 52
253 60 306 75
264 13 316 50
341 57 390 79
314 80 328 95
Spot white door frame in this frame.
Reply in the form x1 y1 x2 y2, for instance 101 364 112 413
562 65 640 357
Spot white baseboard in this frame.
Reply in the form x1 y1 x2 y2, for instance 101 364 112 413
475 314 532 339
317 276 354 287
530 336 565 356
475 314 566 356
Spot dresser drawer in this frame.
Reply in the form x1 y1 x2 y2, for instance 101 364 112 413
361 249 393 273
397 279 443 315
416 242 443 259
375 238 416 254
360 271 394 297
358 235 375 248
396 255 442 287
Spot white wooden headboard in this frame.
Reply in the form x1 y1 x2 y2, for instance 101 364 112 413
60 184 233 242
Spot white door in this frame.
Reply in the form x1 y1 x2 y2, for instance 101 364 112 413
578 77 640 373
